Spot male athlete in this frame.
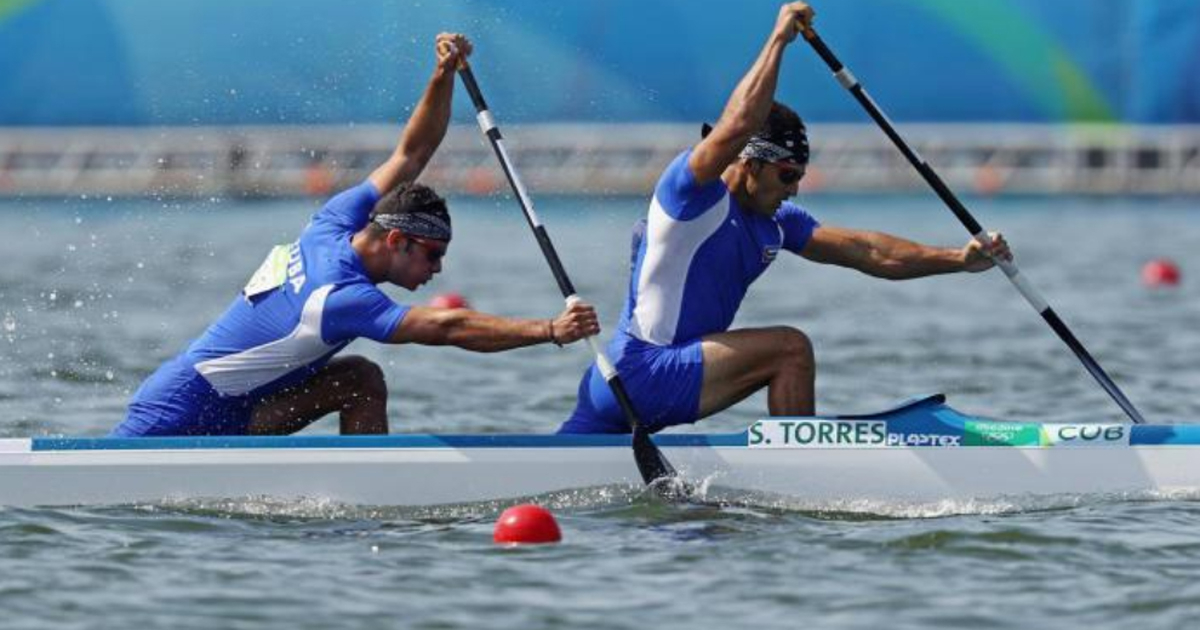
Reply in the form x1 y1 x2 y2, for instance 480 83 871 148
560 3 1010 434
114 33 599 437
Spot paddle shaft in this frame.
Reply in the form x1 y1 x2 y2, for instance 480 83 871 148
804 31 1146 424
456 64 679 483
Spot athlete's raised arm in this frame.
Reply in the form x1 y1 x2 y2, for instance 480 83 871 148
688 3 814 184
369 33 474 194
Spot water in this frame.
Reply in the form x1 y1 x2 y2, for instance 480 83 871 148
1 193 1198 629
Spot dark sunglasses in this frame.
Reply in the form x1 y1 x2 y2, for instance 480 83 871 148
407 235 448 264
775 163 805 185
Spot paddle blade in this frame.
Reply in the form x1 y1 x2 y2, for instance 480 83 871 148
631 426 679 486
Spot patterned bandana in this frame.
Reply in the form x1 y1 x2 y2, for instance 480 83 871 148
701 122 810 165
370 211 452 241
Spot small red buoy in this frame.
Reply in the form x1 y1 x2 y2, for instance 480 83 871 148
493 504 562 545
428 292 469 309
1142 259 1181 287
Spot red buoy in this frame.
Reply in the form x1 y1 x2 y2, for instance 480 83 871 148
428 292 469 309
1142 259 1181 287
493 504 562 544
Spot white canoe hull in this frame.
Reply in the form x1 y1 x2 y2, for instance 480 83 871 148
2 440 1199 509
3 395 1198 508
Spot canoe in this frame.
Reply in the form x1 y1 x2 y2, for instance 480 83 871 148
2 394 1198 509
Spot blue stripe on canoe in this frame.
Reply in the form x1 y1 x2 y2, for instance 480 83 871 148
1131 425 1200 446
34 426 1200 450
32 432 749 451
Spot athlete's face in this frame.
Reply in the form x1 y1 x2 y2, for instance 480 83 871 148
387 233 447 290
746 160 804 215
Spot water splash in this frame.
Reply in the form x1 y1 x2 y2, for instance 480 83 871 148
136 485 647 522
693 486 1200 521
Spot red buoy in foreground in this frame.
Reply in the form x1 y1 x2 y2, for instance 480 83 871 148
1142 259 1181 287
493 504 562 544
428 292 469 309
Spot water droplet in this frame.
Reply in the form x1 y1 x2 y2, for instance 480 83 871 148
106 371 114 381
2 314 15 333
48 292 57 301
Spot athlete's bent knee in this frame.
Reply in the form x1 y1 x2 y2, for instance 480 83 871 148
770 326 812 356
772 327 814 372
338 356 388 401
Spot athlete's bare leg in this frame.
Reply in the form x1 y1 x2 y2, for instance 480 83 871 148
247 355 389 435
697 326 815 419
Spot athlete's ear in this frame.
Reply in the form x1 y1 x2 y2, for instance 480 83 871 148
385 229 404 250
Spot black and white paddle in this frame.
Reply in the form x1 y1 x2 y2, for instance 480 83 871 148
802 28 1146 424
456 63 685 486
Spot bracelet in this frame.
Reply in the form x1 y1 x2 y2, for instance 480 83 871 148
548 319 563 347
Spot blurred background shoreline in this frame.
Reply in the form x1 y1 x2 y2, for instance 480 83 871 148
4 0 1200 199
4 122 1200 198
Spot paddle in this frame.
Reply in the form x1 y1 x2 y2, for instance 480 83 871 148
801 29 1146 424
456 63 684 486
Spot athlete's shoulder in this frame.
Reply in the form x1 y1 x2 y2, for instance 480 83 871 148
297 225 367 285
775 201 821 253
322 281 409 344
313 180 383 232
653 149 727 221
774 200 817 220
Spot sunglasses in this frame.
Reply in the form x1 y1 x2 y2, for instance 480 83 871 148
407 235 448 264
774 163 805 185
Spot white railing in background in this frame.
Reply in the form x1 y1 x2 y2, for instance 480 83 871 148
1 124 1198 197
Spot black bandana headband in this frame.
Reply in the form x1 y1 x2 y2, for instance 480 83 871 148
371 212 452 241
701 122 810 165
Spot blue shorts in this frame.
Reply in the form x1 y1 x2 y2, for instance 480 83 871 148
112 356 256 437
558 338 704 434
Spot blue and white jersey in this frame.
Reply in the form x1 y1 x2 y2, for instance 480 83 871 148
188 181 408 395
117 181 408 435
614 149 819 349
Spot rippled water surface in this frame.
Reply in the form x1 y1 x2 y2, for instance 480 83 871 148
1 194 1198 629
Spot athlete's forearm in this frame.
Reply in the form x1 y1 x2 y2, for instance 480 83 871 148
689 5 811 181
368 69 453 194
395 68 455 175
718 35 788 145
410 309 552 353
446 311 554 353
858 232 965 280
717 3 812 142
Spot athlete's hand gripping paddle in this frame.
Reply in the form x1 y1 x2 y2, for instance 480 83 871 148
456 63 684 488
801 27 1146 424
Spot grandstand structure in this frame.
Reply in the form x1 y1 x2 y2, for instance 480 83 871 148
1 124 1198 198
5 1 1200 198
